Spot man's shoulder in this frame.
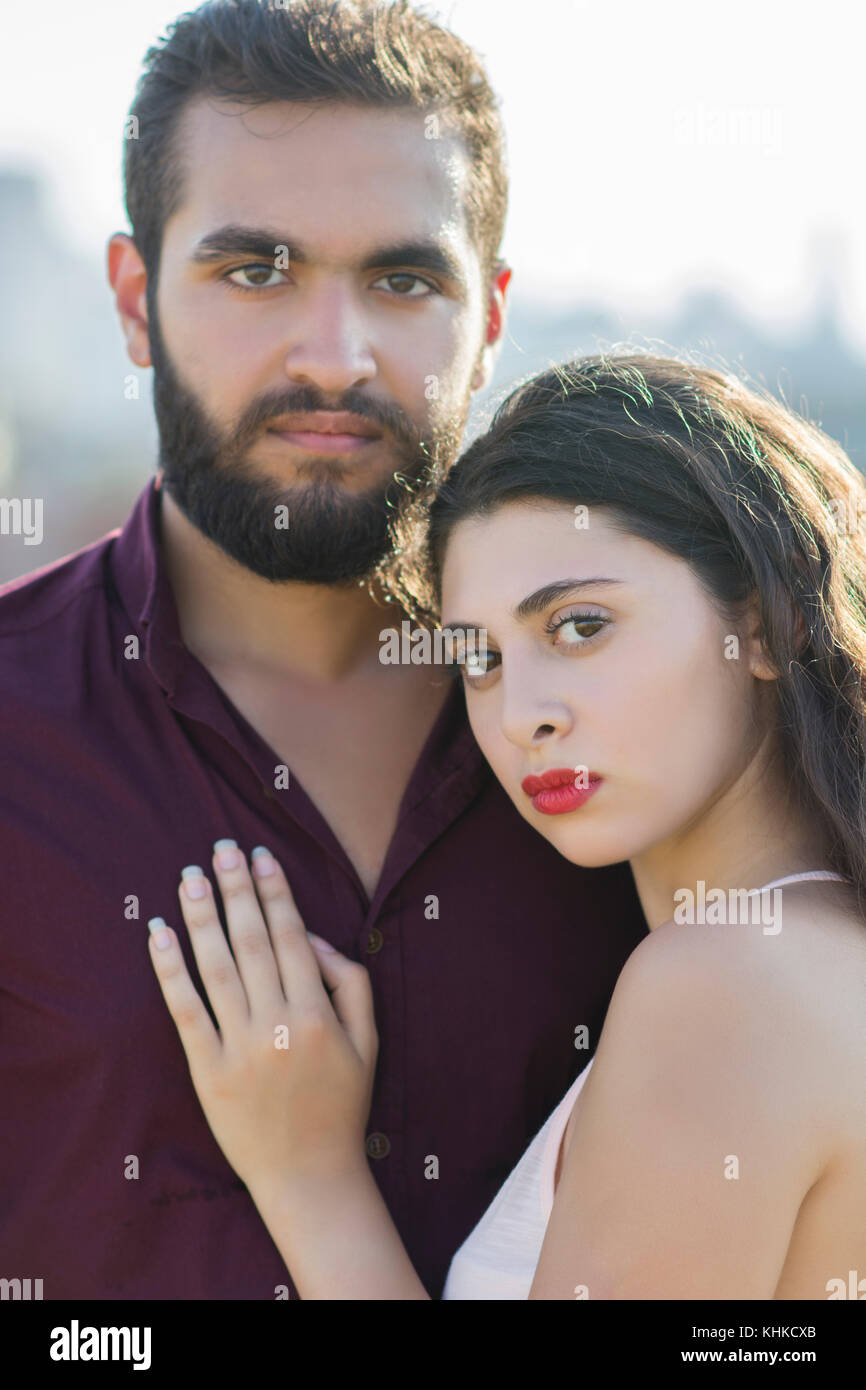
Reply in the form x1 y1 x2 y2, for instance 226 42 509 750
0 530 118 641
0 531 123 724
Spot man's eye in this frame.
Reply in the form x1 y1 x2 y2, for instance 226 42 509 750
372 272 436 297
225 264 288 291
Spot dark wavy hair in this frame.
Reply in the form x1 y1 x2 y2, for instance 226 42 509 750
385 351 866 915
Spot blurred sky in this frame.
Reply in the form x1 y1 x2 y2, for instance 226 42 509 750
0 0 863 347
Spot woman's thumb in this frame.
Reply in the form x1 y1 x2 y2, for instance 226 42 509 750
306 934 378 1065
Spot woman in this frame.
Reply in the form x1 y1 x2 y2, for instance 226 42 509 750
146 353 866 1299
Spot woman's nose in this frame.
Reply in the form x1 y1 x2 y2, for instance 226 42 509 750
499 677 573 749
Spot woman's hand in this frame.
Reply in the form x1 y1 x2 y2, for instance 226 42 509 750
146 840 378 1198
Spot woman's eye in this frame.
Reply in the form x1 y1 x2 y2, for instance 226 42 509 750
453 649 500 685
547 612 608 647
225 264 288 291
455 613 607 690
372 272 436 297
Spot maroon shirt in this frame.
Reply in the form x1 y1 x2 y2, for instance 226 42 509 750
0 474 647 1299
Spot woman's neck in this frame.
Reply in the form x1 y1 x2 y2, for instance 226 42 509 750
627 761 833 931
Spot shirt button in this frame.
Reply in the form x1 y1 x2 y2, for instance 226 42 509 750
365 927 384 954
365 1132 391 1160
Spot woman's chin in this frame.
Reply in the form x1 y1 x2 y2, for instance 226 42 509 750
561 845 628 870
509 787 641 868
535 822 634 870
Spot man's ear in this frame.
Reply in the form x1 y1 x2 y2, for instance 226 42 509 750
106 232 152 368
471 259 512 392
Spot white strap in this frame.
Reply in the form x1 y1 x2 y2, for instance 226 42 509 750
745 870 847 896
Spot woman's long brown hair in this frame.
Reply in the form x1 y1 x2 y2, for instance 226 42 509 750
381 352 866 915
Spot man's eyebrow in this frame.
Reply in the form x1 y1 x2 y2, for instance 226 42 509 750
444 578 625 632
190 226 295 264
362 239 466 283
189 225 466 282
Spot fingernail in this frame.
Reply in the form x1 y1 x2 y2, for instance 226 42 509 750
181 865 207 899
213 838 240 869
148 917 172 950
251 846 276 876
307 931 336 953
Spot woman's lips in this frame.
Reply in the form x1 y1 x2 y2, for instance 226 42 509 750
521 767 603 816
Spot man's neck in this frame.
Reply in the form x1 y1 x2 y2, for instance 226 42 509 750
158 486 407 684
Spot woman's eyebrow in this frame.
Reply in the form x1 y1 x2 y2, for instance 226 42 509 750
513 578 624 620
444 578 624 633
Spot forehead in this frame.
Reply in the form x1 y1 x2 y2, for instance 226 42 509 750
440 502 682 612
168 96 474 258
444 503 623 572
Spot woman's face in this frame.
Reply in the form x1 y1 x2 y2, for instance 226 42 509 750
440 500 776 868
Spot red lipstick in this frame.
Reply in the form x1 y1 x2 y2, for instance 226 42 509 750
521 767 603 816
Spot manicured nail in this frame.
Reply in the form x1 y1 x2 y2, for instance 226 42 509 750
307 931 336 953
181 865 207 899
251 846 276 876
148 917 172 950
213 838 240 869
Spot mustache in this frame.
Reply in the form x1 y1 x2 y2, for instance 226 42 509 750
232 385 429 456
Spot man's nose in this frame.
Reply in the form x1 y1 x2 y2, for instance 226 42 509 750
282 281 377 393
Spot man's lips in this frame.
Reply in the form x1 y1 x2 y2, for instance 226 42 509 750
521 767 601 796
266 411 383 454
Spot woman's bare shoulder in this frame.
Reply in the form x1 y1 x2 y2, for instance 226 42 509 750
601 880 866 1133
624 876 866 1003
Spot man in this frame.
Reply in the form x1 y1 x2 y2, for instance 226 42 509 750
0 0 646 1299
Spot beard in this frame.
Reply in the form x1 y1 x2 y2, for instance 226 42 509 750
147 301 467 585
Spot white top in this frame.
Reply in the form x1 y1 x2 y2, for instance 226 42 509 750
441 870 848 1300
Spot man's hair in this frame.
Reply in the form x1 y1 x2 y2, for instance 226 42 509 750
123 0 508 288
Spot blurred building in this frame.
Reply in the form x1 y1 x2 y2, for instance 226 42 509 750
0 170 157 581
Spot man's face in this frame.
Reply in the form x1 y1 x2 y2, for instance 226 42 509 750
147 97 497 584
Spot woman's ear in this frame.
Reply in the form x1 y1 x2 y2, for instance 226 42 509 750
743 594 808 681
790 607 809 656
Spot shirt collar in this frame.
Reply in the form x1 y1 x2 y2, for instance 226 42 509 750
107 472 491 863
108 472 187 696
107 474 488 786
